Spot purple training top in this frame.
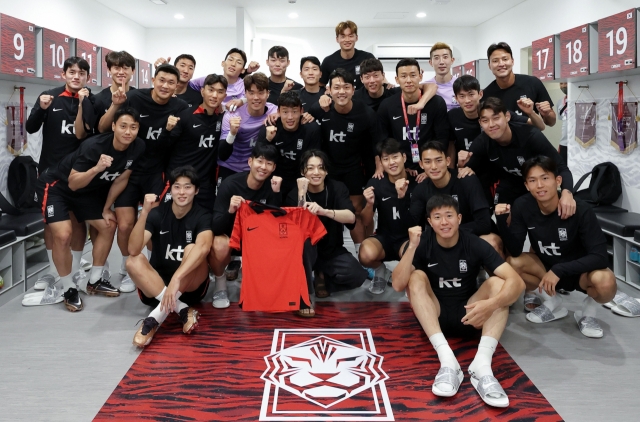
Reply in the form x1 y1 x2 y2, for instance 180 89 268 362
427 76 459 111
190 76 245 107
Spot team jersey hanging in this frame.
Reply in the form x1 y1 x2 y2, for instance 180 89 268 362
573 85 597 148
5 87 28 155
609 80 638 154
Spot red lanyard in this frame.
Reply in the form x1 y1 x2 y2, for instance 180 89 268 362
401 93 421 142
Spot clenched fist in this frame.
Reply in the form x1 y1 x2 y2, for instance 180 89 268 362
408 226 422 247
271 176 283 193
395 178 410 198
266 125 277 141
363 186 375 205
166 115 180 131
95 154 113 172
229 116 241 135
39 95 53 110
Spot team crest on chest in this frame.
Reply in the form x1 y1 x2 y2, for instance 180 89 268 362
355 65 361 75
558 228 568 241
347 122 355 132
420 114 427 124
459 260 468 273
517 156 525 165
297 139 304 150
279 223 288 238
451 195 459 202
165 193 172 202
186 230 193 243
260 199 266 204
216 121 221 131
125 160 133 169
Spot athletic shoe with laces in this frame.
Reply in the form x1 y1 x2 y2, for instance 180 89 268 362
212 290 230 309
225 260 241 281
368 276 387 294
119 274 136 293
80 258 92 271
34 273 59 290
133 317 159 348
86 279 121 297
179 307 200 334
63 288 83 312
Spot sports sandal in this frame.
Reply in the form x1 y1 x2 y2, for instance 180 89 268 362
523 292 542 312
469 371 509 408
432 366 463 397
612 295 640 317
526 304 568 323
296 307 316 318
574 311 604 338
603 291 628 309
22 285 64 306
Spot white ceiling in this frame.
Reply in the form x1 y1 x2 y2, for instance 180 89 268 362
94 0 527 29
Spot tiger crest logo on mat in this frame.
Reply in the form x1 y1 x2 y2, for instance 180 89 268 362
260 329 394 421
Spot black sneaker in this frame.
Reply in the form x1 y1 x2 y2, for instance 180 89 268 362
178 307 200 334
133 317 159 348
87 279 121 297
225 260 241 281
63 288 83 312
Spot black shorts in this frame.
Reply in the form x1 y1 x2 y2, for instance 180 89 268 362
493 183 527 206
370 234 406 262
194 183 216 210
437 296 481 338
137 276 210 308
315 250 368 293
543 263 586 293
331 168 366 196
36 172 109 224
217 166 238 188
114 172 169 208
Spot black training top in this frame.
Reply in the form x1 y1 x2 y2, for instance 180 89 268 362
365 174 417 242
319 48 376 90
483 74 554 119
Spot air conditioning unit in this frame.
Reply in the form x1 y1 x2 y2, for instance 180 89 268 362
372 44 433 60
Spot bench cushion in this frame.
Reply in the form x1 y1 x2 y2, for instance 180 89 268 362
591 204 628 214
0 229 16 247
635 230 640 243
0 213 44 237
596 212 640 237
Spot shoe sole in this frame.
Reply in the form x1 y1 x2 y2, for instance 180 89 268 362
65 302 83 312
183 310 200 334
119 286 136 293
87 289 120 297
212 301 230 309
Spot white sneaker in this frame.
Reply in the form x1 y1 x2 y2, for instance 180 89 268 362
34 273 59 290
212 290 230 309
119 274 136 293
80 258 92 271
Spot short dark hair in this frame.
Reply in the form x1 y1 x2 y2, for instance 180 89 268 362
225 48 247 66
105 51 135 70
419 140 448 158
268 46 289 59
376 138 403 157
328 68 354 87
154 64 180 80
453 75 481 96
300 56 321 70
169 165 200 190
478 97 508 117
203 73 228 89
522 155 558 179
244 72 269 92
278 91 302 108
250 143 279 162
174 54 196 67
396 58 420 74
359 58 384 76
113 106 139 124
63 57 90 73
427 194 460 216
487 42 513 59
300 149 330 174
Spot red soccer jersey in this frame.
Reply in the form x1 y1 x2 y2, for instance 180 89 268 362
230 202 326 312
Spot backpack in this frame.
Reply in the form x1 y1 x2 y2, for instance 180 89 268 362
573 162 622 206
0 156 40 215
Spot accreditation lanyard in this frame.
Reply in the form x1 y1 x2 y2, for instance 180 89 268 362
401 94 421 162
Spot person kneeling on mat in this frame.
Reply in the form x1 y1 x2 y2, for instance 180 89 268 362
127 166 213 348
392 194 524 408
498 155 616 338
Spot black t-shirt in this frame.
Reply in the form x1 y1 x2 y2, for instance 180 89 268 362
176 85 203 109
51 132 145 194
298 88 324 111
365 175 417 242
120 88 190 174
354 85 401 112
256 120 321 183
319 49 376 90
378 93 449 169
308 99 382 174
26 86 97 172
93 86 136 131
410 169 491 236
267 78 304 105
146 203 212 278
483 74 554 119
448 107 528 154
467 122 572 201
164 106 225 187
286 178 355 259
499 194 608 279
213 171 283 236
412 228 504 300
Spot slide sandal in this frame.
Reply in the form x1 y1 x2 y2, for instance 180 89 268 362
22 286 63 307
612 296 640 318
526 305 568 323
469 371 509 408
432 366 463 397
603 291 629 309
574 311 603 338
523 292 542 312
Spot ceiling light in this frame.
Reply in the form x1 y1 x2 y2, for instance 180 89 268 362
417 12 427 18
149 0 167 4
174 13 184 19
288 12 298 19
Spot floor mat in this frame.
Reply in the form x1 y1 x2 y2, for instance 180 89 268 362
96 302 561 421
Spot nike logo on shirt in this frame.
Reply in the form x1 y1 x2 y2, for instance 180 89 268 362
160 231 169 234
193 124 201 128
428 263 438 267
528 227 535 230
393 116 402 120
140 114 149 118
322 118 330 122
382 197 392 201
52 108 62 112
275 142 283 145
455 127 464 131
247 227 258 231
490 157 499 161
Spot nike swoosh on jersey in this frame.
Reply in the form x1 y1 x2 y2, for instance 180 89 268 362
528 227 535 229
140 114 149 118
455 127 464 131
193 124 201 128
275 142 283 145
428 263 438 267
489 157 499 161
322 118 330 122
160 230 169 234
393 116 402 120
382 197 392 201
247 227 258 231
52 108 62 112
